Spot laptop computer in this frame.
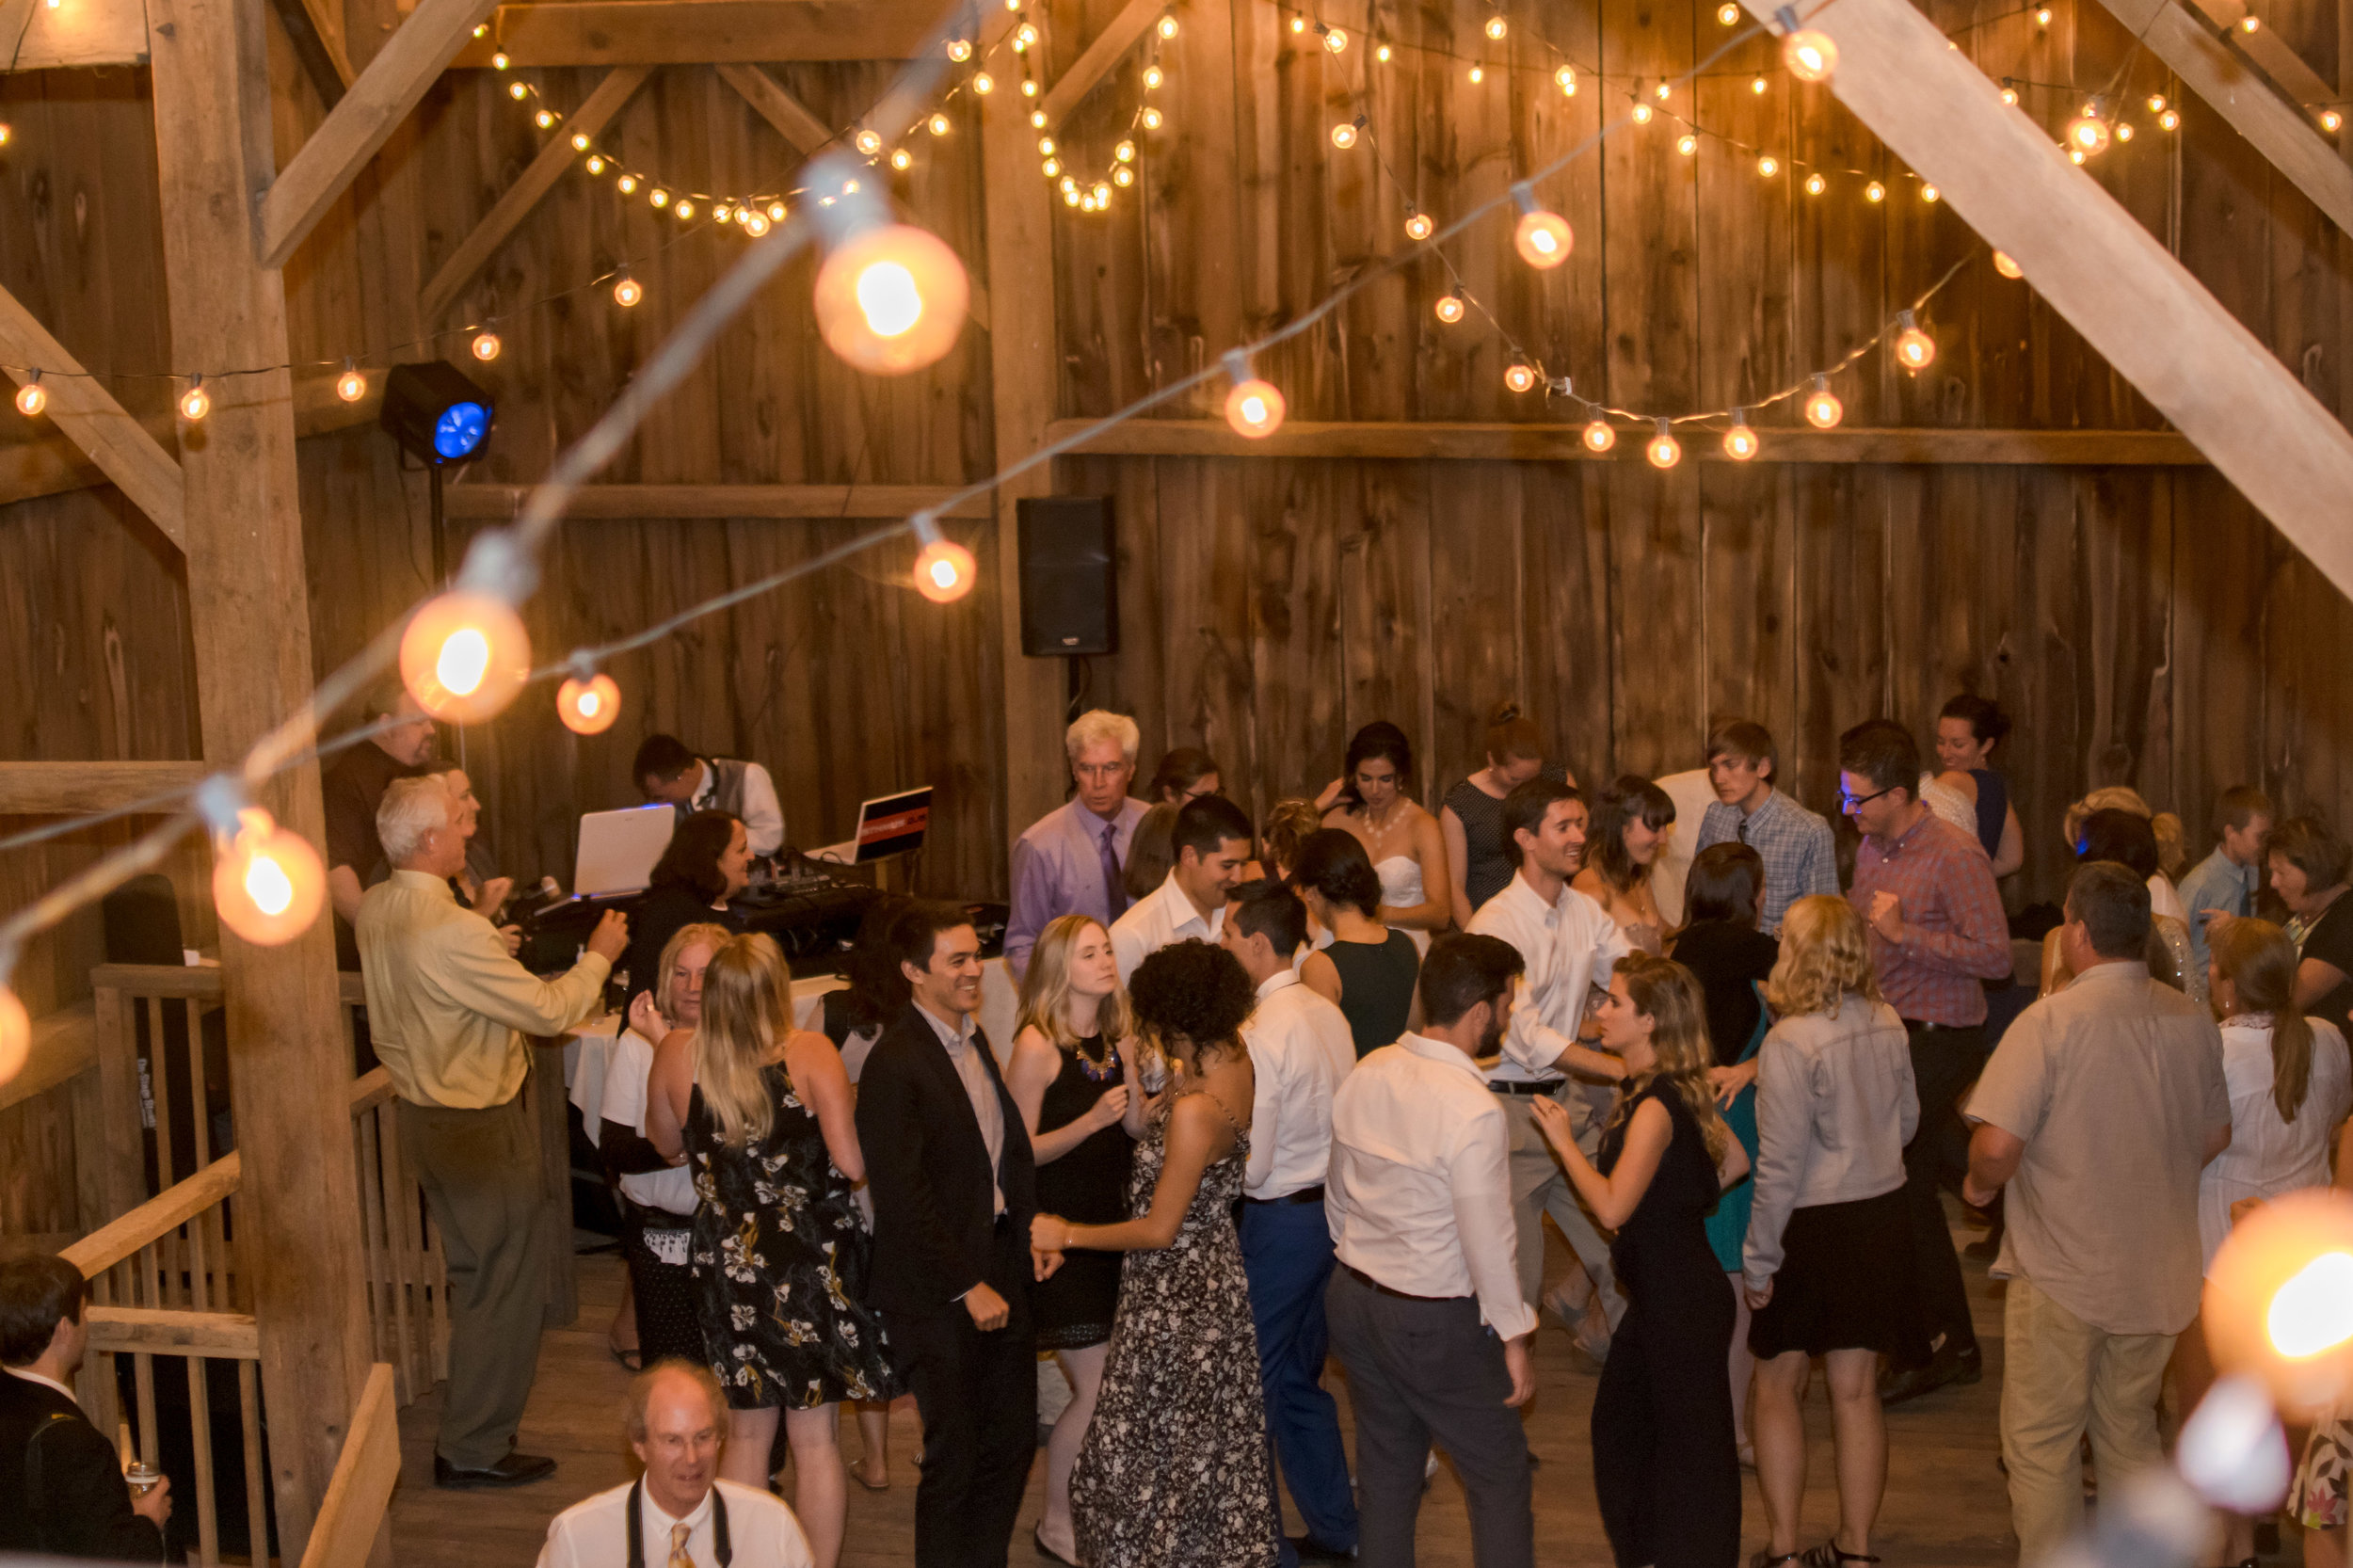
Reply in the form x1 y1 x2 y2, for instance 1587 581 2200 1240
572 805 678 898
808 786 933 867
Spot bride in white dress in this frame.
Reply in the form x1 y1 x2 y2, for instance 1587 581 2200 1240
1318 721 1451 953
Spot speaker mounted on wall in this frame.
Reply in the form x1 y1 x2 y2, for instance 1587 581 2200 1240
1017 496 1117 657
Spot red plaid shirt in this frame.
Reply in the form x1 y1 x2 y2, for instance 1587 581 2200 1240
1849 810 2011 1026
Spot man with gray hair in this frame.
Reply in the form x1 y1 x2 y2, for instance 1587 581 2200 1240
359 774 629 1491
1003 708 1149 980
537 1360 813 1567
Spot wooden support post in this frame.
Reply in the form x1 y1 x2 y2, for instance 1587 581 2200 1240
266 0 358 107
0 286 188 551
979 8 1066 853
145 0 374 1552
1736 0 2353 592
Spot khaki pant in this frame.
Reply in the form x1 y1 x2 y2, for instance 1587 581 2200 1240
2001 1275 2176 1563
1497 1089 1623 1324
398 1095 550 1469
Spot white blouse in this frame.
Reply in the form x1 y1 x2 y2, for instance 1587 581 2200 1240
2199 1015 2352 1272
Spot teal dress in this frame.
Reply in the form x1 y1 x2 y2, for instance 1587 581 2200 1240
1702 987 1769 1272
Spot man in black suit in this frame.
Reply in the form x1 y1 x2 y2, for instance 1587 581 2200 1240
1 1253 169 1560
854 900 1038 1568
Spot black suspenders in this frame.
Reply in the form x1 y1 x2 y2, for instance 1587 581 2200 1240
624 1477 733 1568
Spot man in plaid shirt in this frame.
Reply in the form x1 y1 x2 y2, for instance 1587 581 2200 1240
1693 719 1838 935
1840 718 2011 1404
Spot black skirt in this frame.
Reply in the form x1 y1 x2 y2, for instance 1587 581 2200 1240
1747 1186 1929 1363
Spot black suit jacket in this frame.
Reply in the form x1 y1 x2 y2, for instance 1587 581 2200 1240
0 1373 165 1561
855 1003 1037 1316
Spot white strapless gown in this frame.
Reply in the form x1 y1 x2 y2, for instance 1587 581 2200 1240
1375 856 1432 954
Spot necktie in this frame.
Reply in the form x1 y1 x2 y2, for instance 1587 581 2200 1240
668 1521 694 1568
1100 821 1128 920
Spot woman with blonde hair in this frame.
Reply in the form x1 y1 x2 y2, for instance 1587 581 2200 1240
1742 896 1923 1568
1006 914 1144 1564
2064 784 2189 894
647 934 894 1568
1532 952 1748 1568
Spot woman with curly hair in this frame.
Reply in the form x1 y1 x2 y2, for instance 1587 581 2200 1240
1532 952 1748 1568
1573 775 1678 955
1032 938 1280 1567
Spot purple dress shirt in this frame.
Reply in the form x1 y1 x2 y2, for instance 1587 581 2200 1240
1005 796 1148 981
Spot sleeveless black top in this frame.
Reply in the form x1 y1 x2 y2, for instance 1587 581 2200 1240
1324 931 1421 1058
1444 777 1513 915
1969 768 2009 861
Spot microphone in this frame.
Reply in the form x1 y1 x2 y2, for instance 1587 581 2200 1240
529 875 568 918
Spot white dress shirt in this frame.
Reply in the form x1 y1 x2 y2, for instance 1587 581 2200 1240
917 1000 1005 1216
1464 871 1631 1085
1325 1033 1537 1339
537 1478 812 1568
1108 871 1225 984
6 1367 77 1403
1241 969 1356 1200
693 760 785 858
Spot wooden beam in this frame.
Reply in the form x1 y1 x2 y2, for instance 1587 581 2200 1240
2091 0 2353 238
266 0 358 107
0 287 186 551
256 0 501 270
296 1366 399 1568
1736 0 2353 593
0 0 147 70
1040 0 1161 128
0 760 208 814
0 1000 93 1116
1043 419 2212 465
440 481 995 520
447 0 948 65
61 1154 242 1278
2178 0 2344 109
417 64 652 327
715 62 834 153
85 1305 262 1359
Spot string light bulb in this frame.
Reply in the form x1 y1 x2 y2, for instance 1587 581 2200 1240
1802 375 1843 428
1031 109 1048 127
1782 24 1837 81
400 590 532 722
1719 1 1740 20
585 154 606 174
1434 295 1465 324
1158 13 1177 37
1331 121 1358 149
613 270 643 307
1865 180 1885 201
2149 93 2169 112
1116 139 1136 162
1657 81 1673 101
1043 157 1062 176
1805 172 1826 195
2240 13 2260 31
1469 65 1484 84
336 360 367 402
1222 353 1287 439
1323 25 1348 52
472 329 502 361
1557 65 1577 93
0 984 24 1088
1751 74 1768 93
1377 42 1393 60
973 71 995 93
1013 21 1037 47
649 186 670 207
2324 110 2344 133
891 148 913 170
768 201 788 221
912 517 977 603
2001 87 2018 104
1645 419 1682 470
1922 183 1940 201
856 129 883 154
1630 102 1652 123
1114 166 1134 186
2116 121 2134 140
2034 5 2051 22
1144 65 1163 88
1758 153 1780 176
179 376 210 422
2066 110 2112 156
14 373 45 418
1404 211 1433 240
813 222 971 375
618 174 638 194
1021 79 1039 97
2160 108 2181 129
948 38 972 60
1893 310 1936 371
2203 1189 2353 1415
1485 13 1507 38
1513 192 1571 271
508 81 529 100
1723 414 1760 460
1582 418 1616 453
557 672 622 734
1676 133 1698 156
0 124 11 146
1142 107 1164 128
211 808 326 947
744 211 771 236
569 132 591 153
1503 363 1537 393
674 199 695 219
491 49 510 69
1993 248 2023 279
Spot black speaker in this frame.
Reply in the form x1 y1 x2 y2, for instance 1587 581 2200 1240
1018 496 1117 656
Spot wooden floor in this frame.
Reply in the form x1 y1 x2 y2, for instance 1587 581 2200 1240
393 1217 2023 1567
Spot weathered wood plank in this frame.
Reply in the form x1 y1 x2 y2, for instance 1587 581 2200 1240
0 1000 95 1115
85 1304 261 1358
440 481 992 520
0 286 186 551
0 760 205 815
713 62 834 153
445 0 952 66
1039 0 1161 128
298 1365 400 1568
0 0 147 69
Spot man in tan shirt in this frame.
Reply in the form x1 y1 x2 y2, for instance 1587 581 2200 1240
1962 860 2230 1563
358 776 626 1490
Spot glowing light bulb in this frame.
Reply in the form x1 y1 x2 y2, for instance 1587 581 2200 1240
1324 25 1348 51
1064 187 1082 206
1893 312 1936 371
1290 14 1305 30
557 673 622 734
1645 420 1682 470
1803 376 1843 428
2066 112 2112 155
1631 102 1652 123
768 201 787 221
1581 419 1616 453
948 38 972 59
1676 133 1698 156
1331 121 1357 149
1116 139 1137 162
586 154 606 174
2269 1252 2353 1358
649 186 670 207
1485 13 1507 38
2034 6 2051 22
397 597 525 728
1022 79 1039 97
179 377 210 422
1469 65 1484 84
1043 158 1061 177
14 376 45 418
2117 121 2134 139
1865 180 1885 201
1224 376 1287 438
1657 81 1673 101
931 113 952 136
1513 208 1574 267
1993 248 2023 278
2325 110 2344 133
1434 295 1465 324
1557 65 1577 93
569 132 591 153
0 984 24 1089
1031 109 1048 127
2240 13 2260 31
509 81 529 100
1093 181 1111 203
473 23 488 36
2205 1190 2353 1414
2160 108 2181 129
744 212 771 236
1015 21 1038 46
0 124 11 146
2069 147 2087 164
1751 74 1768 93
618 174 638 194
673 199 694 219
1377 42 1393 60
891 148 913 169
1805 171 1826 195
2001 87 2018 104
1720 1 1740 20
336 360 367 402
212 808 327 947
1158 13 1177 37
1758 153 1780 176
533 107 556 130
1143 106 1164 128
714 204 732 223
1114 166 1135 186
814 223 971 375
613 271 643 307
914 536 977 601
973 71 995 93
472 329 502 360
856 129 883 155
1503 363 1536 393
1404 212 1433 240
491 49 510 69
1723 417 1759 460
1144 65 1163 88
1922 183 1941 201
2149 93 2168 112
1782 27 1837 82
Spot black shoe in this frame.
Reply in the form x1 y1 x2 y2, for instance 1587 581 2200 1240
1289 1537 1359 1563
1879 1340 1982 1406
434 1450 556 1489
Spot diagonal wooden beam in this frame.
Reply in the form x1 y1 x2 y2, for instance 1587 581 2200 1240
0 286 186 552
418 65 653 327
1039 0 1161 128
1734 0 2353 596
2092 0 2353 237
255 0 501 271
266 0 357 107
2177 0 2343 110
715 62 835 153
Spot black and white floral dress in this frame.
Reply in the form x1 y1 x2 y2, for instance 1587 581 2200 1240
1070 1093 1280 1567
685 1064 896 1411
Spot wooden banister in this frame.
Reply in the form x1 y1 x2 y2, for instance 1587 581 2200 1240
297 1364 400 1568
61 1154 242 1278
85 1305 261 1359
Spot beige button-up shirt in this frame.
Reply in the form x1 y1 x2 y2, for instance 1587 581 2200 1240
357 870 611 1109
916 1000 1006 1215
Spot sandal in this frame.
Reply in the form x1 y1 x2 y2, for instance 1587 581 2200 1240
1799 1544 1882 1568
607 1342 643 1371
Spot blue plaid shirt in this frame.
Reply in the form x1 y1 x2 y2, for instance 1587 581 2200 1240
1695 789 1840 934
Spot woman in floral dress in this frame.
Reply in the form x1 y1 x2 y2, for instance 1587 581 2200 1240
648 933 893 1568
1030 938 1280 1568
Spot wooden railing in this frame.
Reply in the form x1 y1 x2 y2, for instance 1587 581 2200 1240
297 1363 400 1568
350 1066 451 1401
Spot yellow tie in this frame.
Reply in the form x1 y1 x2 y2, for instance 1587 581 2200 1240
668 1520 694 1568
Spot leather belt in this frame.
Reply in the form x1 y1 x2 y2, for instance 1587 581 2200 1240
1241 1184 1324 1207
1487 1079 1568 1096
1344 1265 1468 1304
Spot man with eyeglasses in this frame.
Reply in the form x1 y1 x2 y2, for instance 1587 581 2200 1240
1005 709 1150 981
1837 719 2011 1405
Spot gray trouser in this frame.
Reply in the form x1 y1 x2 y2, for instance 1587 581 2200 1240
1497 1088 1624 1325
1325 1268 1533 1568
398 1095 550 1467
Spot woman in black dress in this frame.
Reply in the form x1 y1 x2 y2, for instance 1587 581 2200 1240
648 933 894 1568
1007 914 1143 1565
1533 952 1749 1568
617 809 751 1013
1292 829 1421 1057
1438 703 1557 924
